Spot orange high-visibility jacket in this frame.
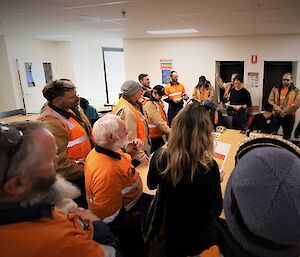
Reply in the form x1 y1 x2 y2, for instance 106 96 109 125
269 86 300 116
113 97 147 142
85 147 143 223
0 210 109 257
39 106 92 164
165 83 186 100
143 100 170 138
192 85 215 104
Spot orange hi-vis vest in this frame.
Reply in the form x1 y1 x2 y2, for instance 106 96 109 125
39 106 92 163
113 97 147 142
165 83 185 100
274 87 297 115
195 87 209 103
145 100 168 138
0 210 106 257
189 245 221 257
85 148 143 223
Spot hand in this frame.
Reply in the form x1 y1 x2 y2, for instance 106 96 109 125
69 207 100 222
173 98 182 103
126 139 144 154
233 105 241 111
140 154 149 165
182 94 189 101
279 110 286 118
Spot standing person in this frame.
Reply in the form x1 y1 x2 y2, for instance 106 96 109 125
138 73 152 101
0 121 121 257
143 85 171 153
112 80 150 163
85 114 145 257
39 79 93 207
249 102 277 134
146 103 223 257
268 72 300 140
216 73 238 103
226 74 252 129
193 76 216 104
164 71 189 125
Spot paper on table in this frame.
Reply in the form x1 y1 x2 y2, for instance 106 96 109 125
214 141 231 172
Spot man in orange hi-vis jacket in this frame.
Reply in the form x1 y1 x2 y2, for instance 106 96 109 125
85 114 145 257
164 71 189 125
0 121 121 257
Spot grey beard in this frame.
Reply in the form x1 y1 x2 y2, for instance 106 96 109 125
20 175 80 208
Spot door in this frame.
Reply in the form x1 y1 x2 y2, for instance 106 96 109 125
102 48 126 104
218 61 244 101
262 61 293 107
17 59 54 114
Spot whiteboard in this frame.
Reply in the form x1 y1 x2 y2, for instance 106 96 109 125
102 48 125 105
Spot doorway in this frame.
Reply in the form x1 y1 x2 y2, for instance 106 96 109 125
262 61 293 107
102 47 125 105
216 61 244 101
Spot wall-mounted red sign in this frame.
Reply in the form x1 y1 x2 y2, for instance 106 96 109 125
251 55 258 64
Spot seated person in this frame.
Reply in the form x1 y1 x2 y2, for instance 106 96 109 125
249 103 277 134
79 97 99 126
214 137 300 257
0 121 120 257
84 114 146 257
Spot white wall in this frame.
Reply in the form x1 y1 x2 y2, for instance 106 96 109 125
4 36 63 111
0 36 15 112
124 35 300 140
70 38 123 107
1 36 123 112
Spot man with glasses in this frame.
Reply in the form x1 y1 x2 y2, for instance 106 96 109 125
0 122 120 257
39 79 93 207
269 72 300 139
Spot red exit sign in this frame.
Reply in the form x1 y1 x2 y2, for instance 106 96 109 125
251 55 258 64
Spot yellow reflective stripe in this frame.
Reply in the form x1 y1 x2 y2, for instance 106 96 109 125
168 92 182 97
148 124 157 128
67 135 88 148
124 191 142 211
103 208 122 224
75 158 85 164
42 110 75 129
121 177 141 195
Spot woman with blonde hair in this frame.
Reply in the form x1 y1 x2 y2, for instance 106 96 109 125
146 102 223 257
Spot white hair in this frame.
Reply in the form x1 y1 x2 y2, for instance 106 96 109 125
93 114 123 147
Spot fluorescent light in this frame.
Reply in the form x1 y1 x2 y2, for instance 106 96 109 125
79 15 103 22
147 29 198 35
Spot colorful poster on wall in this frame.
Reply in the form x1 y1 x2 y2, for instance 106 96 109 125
248 72 259 88
160 59 173 84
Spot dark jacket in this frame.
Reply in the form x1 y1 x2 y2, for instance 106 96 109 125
146 149 223 257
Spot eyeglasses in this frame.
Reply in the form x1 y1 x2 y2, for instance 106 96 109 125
0 124 23 186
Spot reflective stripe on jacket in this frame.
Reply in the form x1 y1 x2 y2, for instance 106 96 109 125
39 106 92 163
84 148 143 223
165 83 186 100
144 100 170 138
113 97 147 142
274 87 297 115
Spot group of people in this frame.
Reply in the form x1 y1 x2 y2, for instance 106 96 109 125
0 71 300 257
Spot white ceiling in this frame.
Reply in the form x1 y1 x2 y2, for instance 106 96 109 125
0 0 300 41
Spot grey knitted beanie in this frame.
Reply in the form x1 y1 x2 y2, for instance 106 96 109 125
224 145 300 257
121 80 142 96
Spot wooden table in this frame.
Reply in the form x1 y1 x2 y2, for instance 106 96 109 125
137 129 248 196
0 114 39 123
